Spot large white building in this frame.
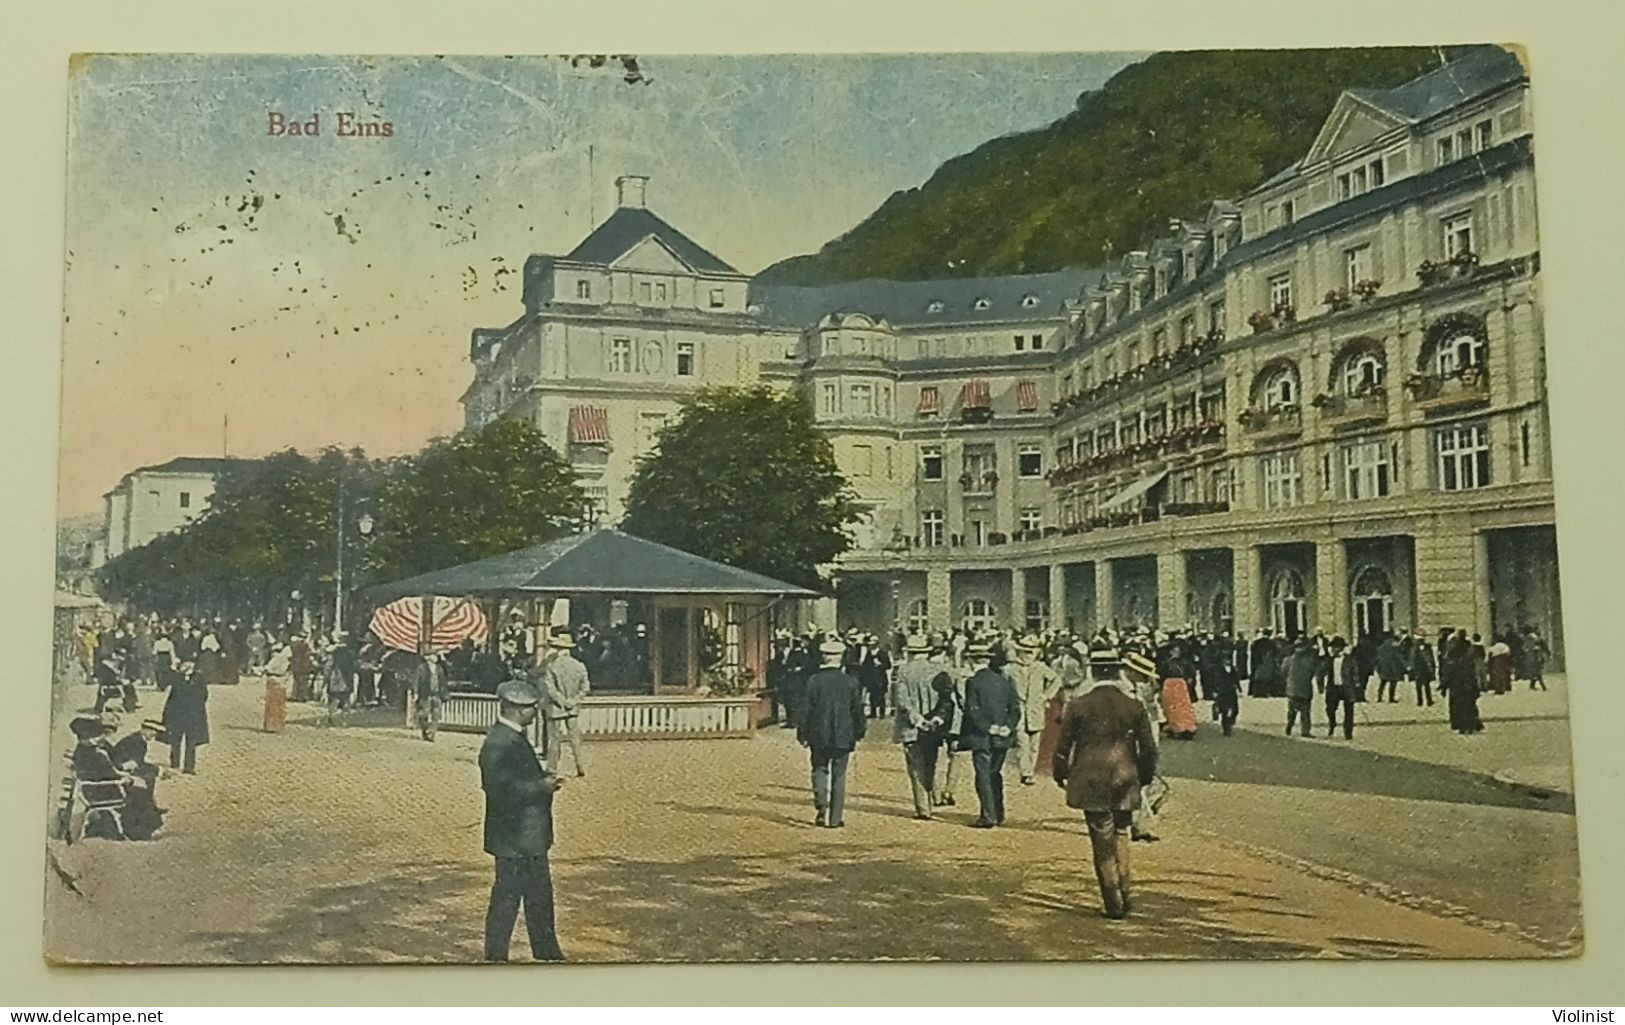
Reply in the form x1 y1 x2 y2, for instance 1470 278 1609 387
98 456 247 565
462 45 1562 660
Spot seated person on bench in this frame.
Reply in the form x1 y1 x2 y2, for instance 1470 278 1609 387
111 718 166 804
70 716 163 841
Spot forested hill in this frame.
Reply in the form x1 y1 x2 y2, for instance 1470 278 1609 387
758 47 1458 285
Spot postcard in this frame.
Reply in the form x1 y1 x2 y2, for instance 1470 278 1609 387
47 46 1580 964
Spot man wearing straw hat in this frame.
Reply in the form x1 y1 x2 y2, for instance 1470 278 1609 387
798 636 867 828
1121 649 1166 842
1051 643 1159 919
891 632 950 820
1006 634 1060 786
538 630 590 778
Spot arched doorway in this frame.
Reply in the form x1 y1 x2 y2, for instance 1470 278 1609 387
1351 565 1395 640
960 598 997 634
905 598 929 636
1270 570 1307 639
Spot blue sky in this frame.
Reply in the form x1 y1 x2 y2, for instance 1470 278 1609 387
60 52 1143 514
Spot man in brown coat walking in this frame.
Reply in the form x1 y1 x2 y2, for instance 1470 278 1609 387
1051 647 1159 920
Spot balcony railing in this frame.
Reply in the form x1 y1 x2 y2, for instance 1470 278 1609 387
1314 389 1388 429
1238 404 1303 440
1161 500 1230 518
1405 368 1490 413
1051 339 1222 421
1046 421 1226 489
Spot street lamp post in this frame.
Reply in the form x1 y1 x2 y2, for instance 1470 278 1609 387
332 472 376 636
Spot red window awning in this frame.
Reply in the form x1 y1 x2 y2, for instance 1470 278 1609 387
961 379 991 410
1016 379 1039 412
917 386 940 416
568 405 610 444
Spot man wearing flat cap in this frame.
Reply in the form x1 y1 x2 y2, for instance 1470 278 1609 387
480 679 566 962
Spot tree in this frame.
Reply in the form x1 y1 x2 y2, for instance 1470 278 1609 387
362 418 586 583
98 446 378 618
621 387 858 590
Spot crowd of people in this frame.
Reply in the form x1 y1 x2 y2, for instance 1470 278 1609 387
767 615 1556 917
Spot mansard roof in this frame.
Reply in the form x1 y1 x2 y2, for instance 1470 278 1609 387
564 206 740 275
1345 45 1524 124
748 267 1100 329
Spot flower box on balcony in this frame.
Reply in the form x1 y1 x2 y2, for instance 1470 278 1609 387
1322 288 1353 313
987 532 1008 546
1240 404 1302 439
1162 500 1230 518
960 406 994 425
1322 390 1389 429
1352 279 1383 301
1407 368 1490 413
1418 252 1479 287
1247 310 1276 335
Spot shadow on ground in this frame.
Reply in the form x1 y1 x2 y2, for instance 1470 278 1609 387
1158 728 1574 814
186 847 1354 963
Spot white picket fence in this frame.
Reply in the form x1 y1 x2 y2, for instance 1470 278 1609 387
440 692 755 741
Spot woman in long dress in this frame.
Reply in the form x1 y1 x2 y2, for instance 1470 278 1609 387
1036 643 1090 769
1487 636 1514 695
1439 634 1483 735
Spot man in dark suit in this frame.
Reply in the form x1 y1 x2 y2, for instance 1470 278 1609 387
798 638 867 828
1323 637 1364 740
960 643 1022 828
480 679 566 963
1051 648 1159 919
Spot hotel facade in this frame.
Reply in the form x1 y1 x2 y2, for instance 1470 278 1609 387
461 46 1563 662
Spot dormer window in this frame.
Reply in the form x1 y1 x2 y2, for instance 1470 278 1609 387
927 300 945 314
973 297 991 311
575 280 591 300
1021 294 1039 308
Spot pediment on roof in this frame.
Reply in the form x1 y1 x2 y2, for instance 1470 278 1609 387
609 235 694 273
1306 94 1407 164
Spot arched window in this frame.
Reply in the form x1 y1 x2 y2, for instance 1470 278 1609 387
1270 569 1308 639
960 599 997 633
906 598 929 635
642 340 665 375
1436 332 1485 377
1341 349 1386 396
1421 313 1489 377
1351 566 1395 638
1253 362 1300 409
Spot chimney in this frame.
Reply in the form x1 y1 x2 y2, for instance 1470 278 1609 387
615 174 649 210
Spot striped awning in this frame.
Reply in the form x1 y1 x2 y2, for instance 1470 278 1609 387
369 596 489 654
917 386 940 416
1100 470 1170 512
568 405 610 444
1016 379 1040 412
961 379 991 409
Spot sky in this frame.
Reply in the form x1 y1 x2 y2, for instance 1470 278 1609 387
59 51 1144 517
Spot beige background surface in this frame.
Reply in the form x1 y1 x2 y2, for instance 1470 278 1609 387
2 0 1622 1005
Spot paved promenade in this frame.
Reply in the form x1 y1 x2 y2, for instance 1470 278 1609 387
43 677 1580 964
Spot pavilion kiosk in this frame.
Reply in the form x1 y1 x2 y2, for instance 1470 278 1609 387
367 529 818 739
